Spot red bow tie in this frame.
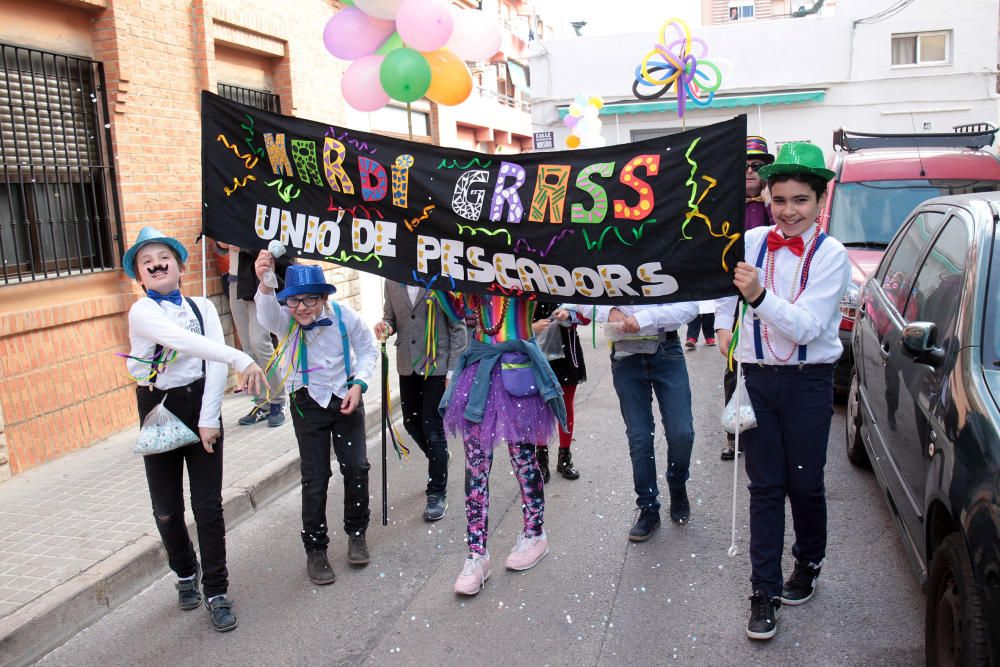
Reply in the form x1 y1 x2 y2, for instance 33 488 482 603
767 230 805 256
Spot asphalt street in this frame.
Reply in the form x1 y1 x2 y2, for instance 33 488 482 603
38 335 925 666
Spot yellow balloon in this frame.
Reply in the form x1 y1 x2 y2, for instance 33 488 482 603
588 96 604 109
565 135 581 149
423 49 473 106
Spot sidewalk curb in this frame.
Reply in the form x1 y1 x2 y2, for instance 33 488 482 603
0 394 399 667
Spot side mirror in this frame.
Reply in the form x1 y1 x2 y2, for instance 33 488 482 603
901 321 945 366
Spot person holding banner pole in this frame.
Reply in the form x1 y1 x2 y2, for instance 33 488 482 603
434 294 566 596
595 301 699 541
374 281 467 522
714 142 850 641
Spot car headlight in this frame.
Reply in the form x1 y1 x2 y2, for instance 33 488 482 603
839 281 861 322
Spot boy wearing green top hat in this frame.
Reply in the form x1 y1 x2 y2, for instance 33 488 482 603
714 143 850 640
123 226 267 632
254 251 378 586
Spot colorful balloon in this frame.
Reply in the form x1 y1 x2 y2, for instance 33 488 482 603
445 9 502 61
380 47 432 102
354 0 404 20
376 32 405 56
424 49 472 106
323 7 396 61
397 0 454 52
565 135 581 149
342 55 390 112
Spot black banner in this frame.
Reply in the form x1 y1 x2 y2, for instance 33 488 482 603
201 91 745 305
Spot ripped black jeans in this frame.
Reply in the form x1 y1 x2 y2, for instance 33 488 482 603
137 380 228 598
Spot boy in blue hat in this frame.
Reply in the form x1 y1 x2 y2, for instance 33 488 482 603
714 143 850 641
124 226 267 632
254 251 378 586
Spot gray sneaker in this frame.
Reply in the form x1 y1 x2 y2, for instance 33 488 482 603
267 403 285 427
423 494 447 522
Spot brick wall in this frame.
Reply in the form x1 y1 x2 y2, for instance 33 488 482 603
0 0 360 476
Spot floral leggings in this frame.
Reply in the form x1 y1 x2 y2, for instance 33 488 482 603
464 425 544 556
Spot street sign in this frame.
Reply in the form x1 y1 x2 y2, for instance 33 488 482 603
533 131 554 150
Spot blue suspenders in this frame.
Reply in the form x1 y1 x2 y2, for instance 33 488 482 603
751 231 827 363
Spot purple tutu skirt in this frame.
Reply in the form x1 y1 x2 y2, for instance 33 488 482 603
443 361 557 449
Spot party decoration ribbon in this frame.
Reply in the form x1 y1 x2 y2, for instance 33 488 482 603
631 18 723 118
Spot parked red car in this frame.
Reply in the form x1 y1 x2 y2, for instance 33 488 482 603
819 124 1000 392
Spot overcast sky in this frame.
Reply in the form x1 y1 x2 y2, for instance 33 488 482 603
537 0 703 36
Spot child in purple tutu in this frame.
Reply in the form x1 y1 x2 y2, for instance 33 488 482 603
434 293 566 595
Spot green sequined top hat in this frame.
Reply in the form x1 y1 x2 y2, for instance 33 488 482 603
746 135 775 163
276 265 336 304
758 142 835 181
123 226 189 279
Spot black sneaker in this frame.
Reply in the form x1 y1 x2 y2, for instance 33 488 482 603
721 439 736 461
628 509 661 542
306 550 336 585
267 403 285 427
781 559 822 605
237 405 267 426
348 532 370 566
174 566 201 610
423 494 448 522
669 485 690 524
205 594 238 632
746 591 780 640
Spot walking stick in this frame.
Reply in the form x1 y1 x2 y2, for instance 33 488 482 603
381 339 389 526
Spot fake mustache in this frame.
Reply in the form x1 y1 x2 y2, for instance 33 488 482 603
147 264 169 275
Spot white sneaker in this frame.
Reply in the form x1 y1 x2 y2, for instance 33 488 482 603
454 551 490 595
505 531 550 571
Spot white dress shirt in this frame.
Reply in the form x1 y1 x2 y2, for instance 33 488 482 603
255 289 378 409
715 224 851 365
594 302 699 335
127 296 255 428
406 284 421 307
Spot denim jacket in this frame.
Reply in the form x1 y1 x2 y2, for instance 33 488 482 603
439 338 567 430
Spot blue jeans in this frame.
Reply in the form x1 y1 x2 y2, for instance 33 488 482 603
610 338 695 512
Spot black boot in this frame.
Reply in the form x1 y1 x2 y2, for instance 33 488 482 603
348 532 370 566
306 550 336 585
669 484 690 524
536 446 551 484
556 448 580 480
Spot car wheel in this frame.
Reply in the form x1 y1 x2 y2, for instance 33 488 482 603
846 371 870 469
926 533 990 667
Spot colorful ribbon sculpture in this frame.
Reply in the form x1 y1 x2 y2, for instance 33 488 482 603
632 18 723 118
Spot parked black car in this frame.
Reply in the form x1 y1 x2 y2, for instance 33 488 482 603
846 192 1000 666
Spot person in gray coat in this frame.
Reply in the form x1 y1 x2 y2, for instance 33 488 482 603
375 281 468 521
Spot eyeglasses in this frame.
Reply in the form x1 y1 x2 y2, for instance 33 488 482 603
747 162 766 173
285 295 323 308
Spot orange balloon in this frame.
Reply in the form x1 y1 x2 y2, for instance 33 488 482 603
423 49 473 106
565 135 581 148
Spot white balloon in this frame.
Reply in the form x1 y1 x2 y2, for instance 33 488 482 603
445 8 502 61
582 105 599 120
354 0 405 20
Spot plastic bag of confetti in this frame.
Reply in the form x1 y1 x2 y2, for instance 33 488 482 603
134 396 200 456
721 376 757 434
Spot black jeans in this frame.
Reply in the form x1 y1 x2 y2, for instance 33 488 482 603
686 313 715 342
137 379 228 597
291 387 370 551
397 373 449 496
742 363 834 597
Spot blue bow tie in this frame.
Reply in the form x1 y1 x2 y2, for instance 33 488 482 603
147 289 183 306
300 317 332 331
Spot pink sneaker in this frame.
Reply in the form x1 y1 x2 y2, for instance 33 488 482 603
505 531 550 571
454 552 490 595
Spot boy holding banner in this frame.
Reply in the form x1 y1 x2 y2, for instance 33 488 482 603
714 143 850 641
254 252 378 586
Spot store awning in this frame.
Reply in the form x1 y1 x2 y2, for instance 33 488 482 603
558 90 826 117
506 60 530 96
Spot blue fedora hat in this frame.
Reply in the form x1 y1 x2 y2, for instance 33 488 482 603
276 265 336 304
123 226 189 279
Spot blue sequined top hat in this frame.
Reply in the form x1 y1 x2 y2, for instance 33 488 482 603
123 227 189 280
276 265 336 304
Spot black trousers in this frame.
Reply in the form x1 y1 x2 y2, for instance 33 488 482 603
137 379 228 597
397 373 449 496
686 313 715 342
291 387 370 551
741 363 834 598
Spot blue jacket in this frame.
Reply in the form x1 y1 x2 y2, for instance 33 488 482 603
439 338 567 430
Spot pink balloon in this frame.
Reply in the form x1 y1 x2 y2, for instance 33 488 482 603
396 0 454 52
342 55 390 112
563 114 580 128
445 9 502 61
324 8 395 61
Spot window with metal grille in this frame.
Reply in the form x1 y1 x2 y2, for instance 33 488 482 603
0 43 121 284
217 83 281 113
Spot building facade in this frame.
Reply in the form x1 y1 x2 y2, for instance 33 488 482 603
0 0 543 478
531 0 998 154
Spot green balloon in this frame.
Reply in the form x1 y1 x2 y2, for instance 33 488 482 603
375 32 404 56
379 48 431 103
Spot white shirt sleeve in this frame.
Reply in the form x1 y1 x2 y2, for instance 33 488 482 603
128 299 254 372
254 287 291 336
195 298 229 428
714 296 739 331
632 302 699 332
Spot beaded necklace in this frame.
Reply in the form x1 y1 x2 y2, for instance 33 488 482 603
761 227 821 362
471 296 510 338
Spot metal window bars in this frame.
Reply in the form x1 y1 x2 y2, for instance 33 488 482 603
0 43 121 284
216 83 281 113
